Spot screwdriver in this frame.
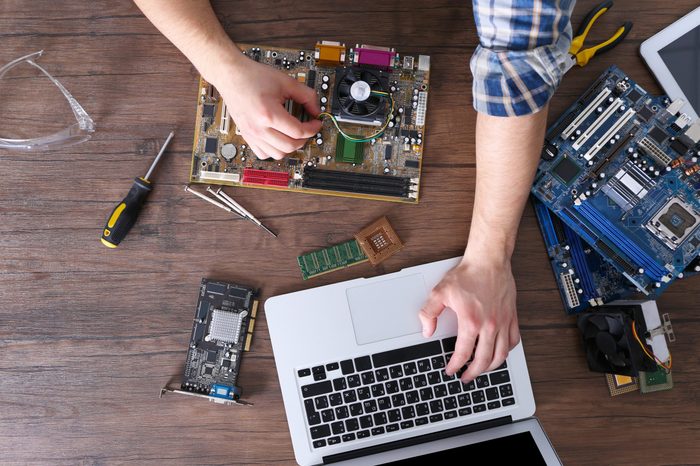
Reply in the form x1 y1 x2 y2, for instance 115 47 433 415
101 131 175 248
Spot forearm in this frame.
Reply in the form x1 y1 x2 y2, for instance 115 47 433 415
133 0 243 84
465 107 549 262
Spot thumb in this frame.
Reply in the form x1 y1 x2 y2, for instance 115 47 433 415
285 78 322 118
419 290 445 338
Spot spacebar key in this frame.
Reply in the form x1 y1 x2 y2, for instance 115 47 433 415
372 341 443 368
301 380 333 398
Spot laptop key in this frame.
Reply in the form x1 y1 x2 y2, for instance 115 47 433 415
401 405 415 419
354 356 372 372
363 399 378 413
442 371 455 382
415 417 429 426
499 384 513 398
331 421 345 435
357 387 371 400
321 409 335 423
327 436 341 445
431 356 446 369
308 412 321 425
304 399 316 415
340 359 354 375
403 362 417 375
385 381 400 394
377 397 391 411
342 433 356 442
388 409 401 422
400 420 414 429
315 396 329 410
486 387 499 401
371 427 385 436
371 384 385 397
457 393 471 406
343 390 357 404
359 415 373 429
442 336 456 353
405 390 419 404
502 397 515 407
444 396 457 410
333 378 347 391
345 418 359 431
391 393 406 407
399 377 413 391
310 424 331 439
496 360 508 370
390 365 403 379
475 375 489 388
487 401 501 410
416 402 429 416
458 407 472 416
326 362 339 371
462 380 476 391
361 372 375 385
419 388 433 401
335 406 349 419
429 399 444 413
386 423 399 432
357 429 370 439
489 370 510 385
313 439 326 448
372 340 442 368
375 368 390 382
444 410 457 420
329 393 343 406
349 402 363 416
427 371 441 385
413 374 428 388
473 404 486 413
302 381 332 398
472 390 485 404
429 414 443 423
298 368 311 378
314 370 326 381
373 412 388 425
433 384 447 398
447 381 462 395
417 359 431 373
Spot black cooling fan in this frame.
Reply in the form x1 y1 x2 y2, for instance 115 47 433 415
331 66 389 125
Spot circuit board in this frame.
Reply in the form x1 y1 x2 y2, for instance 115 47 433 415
161 279 258 405
190 41 430 203
533 66 700 296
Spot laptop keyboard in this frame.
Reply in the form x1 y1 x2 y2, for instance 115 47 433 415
296 337 516 449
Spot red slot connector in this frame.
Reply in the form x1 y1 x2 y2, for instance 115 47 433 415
242 168 289 187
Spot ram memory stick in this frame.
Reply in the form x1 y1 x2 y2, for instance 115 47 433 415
297 239 368 280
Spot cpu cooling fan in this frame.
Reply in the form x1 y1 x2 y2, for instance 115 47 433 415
331 66 389 126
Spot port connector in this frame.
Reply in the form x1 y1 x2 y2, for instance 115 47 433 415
560 272 580 308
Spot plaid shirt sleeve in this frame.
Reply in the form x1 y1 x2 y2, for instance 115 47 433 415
470 0 577 116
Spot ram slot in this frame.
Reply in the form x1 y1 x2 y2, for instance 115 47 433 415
564 225 597 298
533 200 559 248
303 167 411 198
573 98 623 151
582 108 636 161
562 87 611 139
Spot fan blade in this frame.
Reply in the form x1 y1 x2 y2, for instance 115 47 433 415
356 102 368 115
343 99 355 113
346 71 358 82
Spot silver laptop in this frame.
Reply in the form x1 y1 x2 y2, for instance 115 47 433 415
266 257 562 465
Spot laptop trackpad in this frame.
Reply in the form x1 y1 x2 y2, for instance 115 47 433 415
346 273 428 345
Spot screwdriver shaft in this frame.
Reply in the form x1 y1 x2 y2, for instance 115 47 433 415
184 185 234 212
144 131 175 181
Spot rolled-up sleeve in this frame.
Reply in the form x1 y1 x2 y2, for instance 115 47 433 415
470 0 576 116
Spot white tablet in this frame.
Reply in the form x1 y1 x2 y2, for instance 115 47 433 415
641 6 700 120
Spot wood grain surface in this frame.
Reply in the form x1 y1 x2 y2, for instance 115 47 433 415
1 1 698 465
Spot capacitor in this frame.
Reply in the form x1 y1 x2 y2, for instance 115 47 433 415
608 97 614 103
587 160 594 166
390 85 397 92
597 106 603 113
666 166 672 172
398 107 404 114
412 102 418 109
692 156 698 163
316 138 323 145
654 170 660 176
627 147 634 154
591 182 598 189
320 106 326 112
322 75 330 83
321 83 329 91
412 95 419 102
574 277 580 283
416 139 422 145
577 289 583 294
413 89 419 95
388 121 395 128
678 272 684 279
410 138 416 144
404 137 410 144
320 96 328 104
599 172 606 179
632 152 639 159
575 129 582 136
561 262 568 268
638 268 645 274
655 282 661 288
383 167 390 174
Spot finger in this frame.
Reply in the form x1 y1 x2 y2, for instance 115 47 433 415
262 127 307 154
246 142 267 160
285 79 322 117
486 330 510 372
249 138 285 160
445 324 477 376
509 317 521 349
460 327 496 382
419 291 445 338
267 105 322 141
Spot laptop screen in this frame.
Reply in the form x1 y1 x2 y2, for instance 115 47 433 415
376 432 546 465
659 25 700 114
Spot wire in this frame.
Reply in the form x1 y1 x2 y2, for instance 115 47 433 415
631 319 672 371
318 90 394 143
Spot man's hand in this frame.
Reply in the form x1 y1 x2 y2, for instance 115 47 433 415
419 254 520 383
211 58 323 160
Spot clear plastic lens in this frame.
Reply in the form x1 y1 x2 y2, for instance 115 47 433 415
0 51 95 151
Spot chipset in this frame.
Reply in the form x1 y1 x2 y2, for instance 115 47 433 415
354 216 404 266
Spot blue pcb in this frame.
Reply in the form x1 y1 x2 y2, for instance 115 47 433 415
533 66 700 297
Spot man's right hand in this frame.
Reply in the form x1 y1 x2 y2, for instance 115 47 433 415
210 57 323 160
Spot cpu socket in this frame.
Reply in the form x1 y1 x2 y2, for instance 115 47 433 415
646 198 700 249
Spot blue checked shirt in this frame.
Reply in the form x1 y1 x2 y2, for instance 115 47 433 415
471 0 576 116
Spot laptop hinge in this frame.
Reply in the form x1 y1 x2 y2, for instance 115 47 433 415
322 415 513 464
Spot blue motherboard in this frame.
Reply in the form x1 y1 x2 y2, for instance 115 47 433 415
533 66 700 299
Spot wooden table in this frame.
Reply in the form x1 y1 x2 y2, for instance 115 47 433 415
1 1 698 464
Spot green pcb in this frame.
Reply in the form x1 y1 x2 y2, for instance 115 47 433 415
298 239 368 280
639 366 673 394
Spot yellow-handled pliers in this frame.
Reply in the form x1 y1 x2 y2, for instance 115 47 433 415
564 1 632 73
